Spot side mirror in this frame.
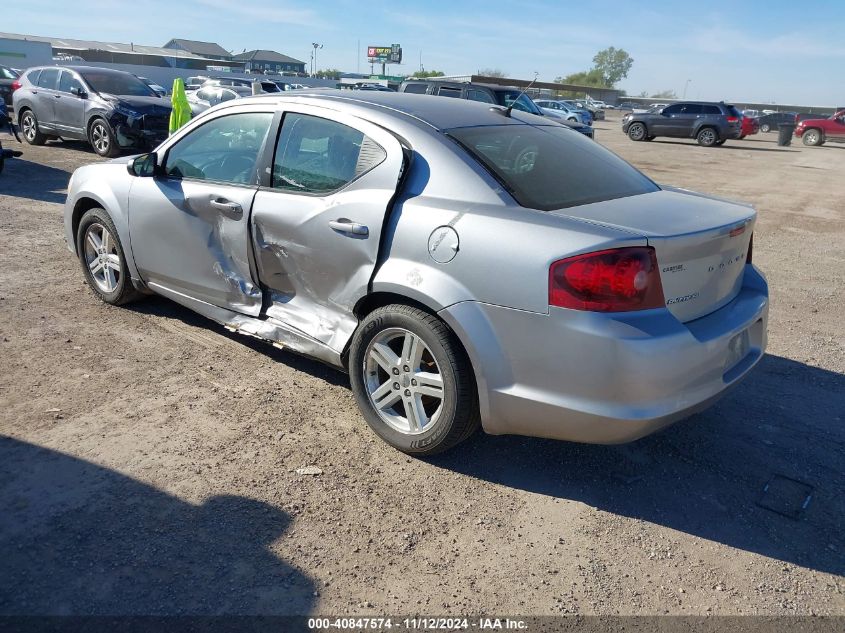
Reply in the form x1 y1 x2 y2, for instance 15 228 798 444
70 87 87 99
127 153 157 177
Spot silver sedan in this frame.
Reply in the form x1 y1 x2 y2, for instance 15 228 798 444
64 91 769 455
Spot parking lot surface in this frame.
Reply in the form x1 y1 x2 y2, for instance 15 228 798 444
1 113 843 615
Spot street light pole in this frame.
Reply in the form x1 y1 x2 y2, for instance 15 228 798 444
683 79 692 99
311 42 323 77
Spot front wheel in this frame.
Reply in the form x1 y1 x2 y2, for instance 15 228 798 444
76 208 141 305
349 305 480 456
696 127 719 147
88 118 121 158
760 123 771 133
627 122 647 141
802 129 823 146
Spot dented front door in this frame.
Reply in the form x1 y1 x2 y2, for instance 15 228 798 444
128 110 274 315
250 107 405 352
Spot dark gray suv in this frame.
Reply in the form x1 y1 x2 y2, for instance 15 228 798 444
621 101 742 147
13 66 171 157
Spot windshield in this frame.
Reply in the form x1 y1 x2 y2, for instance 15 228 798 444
495 91 542 115
80 71 155 97
448 124 658 211
0 66 18 80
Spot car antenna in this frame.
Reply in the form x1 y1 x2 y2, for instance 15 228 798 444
504 72 538 118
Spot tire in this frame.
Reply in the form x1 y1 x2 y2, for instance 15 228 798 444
760 123 771 133
802 128 823 146
348 304 480 456
627 122 647 141
715 139 726 146
88 118 121 158
696 127 719 147
76 208 141 305
739 135 746 140
645 135 655 141
19 109 46 146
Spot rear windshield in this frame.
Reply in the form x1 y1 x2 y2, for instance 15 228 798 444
449 124 658 211
80 71 155 97
494 91 542 115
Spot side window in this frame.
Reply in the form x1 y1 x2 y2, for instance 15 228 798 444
681 104 702 115
663 104 684 115
272 113 386 194
437 86 462 98
58 71 83 94
25 69 42 85
467 89 495 104
164 112 273 184
702 105 721 115
37 68 59 89
402 83 428 94
196 88 215 102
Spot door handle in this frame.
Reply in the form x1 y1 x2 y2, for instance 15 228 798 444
329 219 369 237
54 94 61 99
209 198 243 215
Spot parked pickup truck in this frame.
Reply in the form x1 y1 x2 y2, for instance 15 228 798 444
794 110 845 146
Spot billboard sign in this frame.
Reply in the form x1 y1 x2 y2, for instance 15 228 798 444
368 44 402 64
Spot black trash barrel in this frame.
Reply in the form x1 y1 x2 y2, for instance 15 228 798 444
778 123 796 146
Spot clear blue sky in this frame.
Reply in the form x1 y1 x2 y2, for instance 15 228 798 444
7 0 844 105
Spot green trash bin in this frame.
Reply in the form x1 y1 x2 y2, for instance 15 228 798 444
777 123 795 146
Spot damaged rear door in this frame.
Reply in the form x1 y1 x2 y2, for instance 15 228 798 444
251 107 406 352
128 109 274 314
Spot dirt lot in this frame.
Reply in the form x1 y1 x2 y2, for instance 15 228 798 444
0 112 843 618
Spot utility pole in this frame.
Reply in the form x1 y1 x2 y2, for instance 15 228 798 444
683 78 692 99
311 42 322 77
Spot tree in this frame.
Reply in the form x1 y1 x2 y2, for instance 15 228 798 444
478 68 507 78
411 70 445 78
591 47 634 87
315 68 341 80
650 89 677 99
555 68 605 88
555 47 634 88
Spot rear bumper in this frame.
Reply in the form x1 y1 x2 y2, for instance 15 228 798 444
440 264 768 444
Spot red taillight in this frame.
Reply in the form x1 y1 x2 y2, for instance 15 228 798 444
11 80 20 92
726 116 739 123
746 233 753 264
549 247 665 312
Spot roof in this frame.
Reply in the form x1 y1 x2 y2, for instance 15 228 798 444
164 38 231 58
231 90 551 132
0 32 224 61
231 49 304 65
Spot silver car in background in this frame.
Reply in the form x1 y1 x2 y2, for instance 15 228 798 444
64 91 768 455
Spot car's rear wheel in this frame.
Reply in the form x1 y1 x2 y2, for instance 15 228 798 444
627 123 647 141
76 208 141 305
696 127 719 147
715 139 726 146
20 110 46 146
802 129 823 146
349 304 479 456
88 118 121 158
760 123 771 133
739 135 746 140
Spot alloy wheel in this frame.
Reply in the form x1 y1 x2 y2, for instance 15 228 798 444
83 223 121 293
629 124 645 141
363 327 444 435
699 129 717 145
91 122 110 154
804 130 820 146
22 114 36 142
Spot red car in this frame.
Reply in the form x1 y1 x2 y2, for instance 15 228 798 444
739 116 759 139
794 110 845 146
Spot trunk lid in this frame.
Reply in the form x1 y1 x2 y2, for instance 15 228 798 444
550 188 755 322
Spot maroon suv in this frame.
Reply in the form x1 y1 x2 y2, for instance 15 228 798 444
794 110 845 146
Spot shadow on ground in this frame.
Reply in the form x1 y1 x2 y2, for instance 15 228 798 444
430 354 845 576
0 437 315 615
0 157 70 204
123 294 845 577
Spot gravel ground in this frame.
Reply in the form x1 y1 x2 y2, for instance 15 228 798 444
0 113 843 617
